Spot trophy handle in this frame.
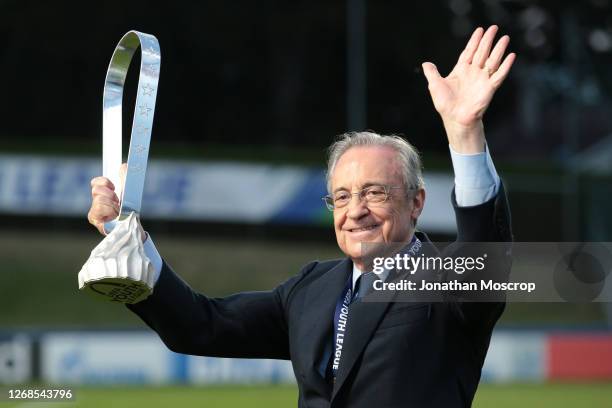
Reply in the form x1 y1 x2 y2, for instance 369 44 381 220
102 31 160 233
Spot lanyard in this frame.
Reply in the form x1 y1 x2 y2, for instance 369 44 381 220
331 276 353 378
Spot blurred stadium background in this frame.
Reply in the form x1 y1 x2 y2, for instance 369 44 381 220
1 0 612 406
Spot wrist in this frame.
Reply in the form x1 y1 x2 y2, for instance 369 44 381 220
442 119 486 154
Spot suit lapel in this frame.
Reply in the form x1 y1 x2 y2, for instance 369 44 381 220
298 258 352 387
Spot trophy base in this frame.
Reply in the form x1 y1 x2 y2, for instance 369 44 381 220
80 277 152 304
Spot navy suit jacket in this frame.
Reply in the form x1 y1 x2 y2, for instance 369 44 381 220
128 184 512 407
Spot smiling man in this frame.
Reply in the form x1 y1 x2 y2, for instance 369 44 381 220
326 139 425 272
88 26 514 407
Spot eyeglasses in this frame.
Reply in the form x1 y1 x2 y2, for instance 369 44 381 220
322 184 411 211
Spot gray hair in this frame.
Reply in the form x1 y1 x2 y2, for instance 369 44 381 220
326 131 425 193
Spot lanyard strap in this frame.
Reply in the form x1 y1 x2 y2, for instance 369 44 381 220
331 276 353 378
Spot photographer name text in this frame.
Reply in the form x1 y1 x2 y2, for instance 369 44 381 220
373 279 536 293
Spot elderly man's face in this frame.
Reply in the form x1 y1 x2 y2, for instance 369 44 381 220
330 146 424 267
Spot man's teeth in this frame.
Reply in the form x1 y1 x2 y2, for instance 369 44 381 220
351 225 377 232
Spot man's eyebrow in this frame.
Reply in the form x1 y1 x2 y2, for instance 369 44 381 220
360 182 384 189
332 186 349 194
332 182 387 194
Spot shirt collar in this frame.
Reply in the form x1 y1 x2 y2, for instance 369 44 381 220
350 233 420 291
352 264 390 291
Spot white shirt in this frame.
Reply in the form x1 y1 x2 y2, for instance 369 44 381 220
144 145 501 286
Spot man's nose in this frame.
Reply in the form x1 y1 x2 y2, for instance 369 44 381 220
346 195 369 219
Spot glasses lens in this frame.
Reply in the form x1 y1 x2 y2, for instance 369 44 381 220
333 191 351 208
363 185 388 203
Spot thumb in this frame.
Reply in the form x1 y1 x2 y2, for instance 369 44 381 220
421 62 442 85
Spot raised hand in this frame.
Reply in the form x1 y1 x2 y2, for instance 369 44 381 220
88 163 145 240
422 25 516 153
88 175 120 236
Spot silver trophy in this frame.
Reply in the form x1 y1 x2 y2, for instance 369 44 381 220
79 31 160 304
103 30 160 232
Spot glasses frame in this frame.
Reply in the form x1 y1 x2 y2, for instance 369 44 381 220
322 184 415 211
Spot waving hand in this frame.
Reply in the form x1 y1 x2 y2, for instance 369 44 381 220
422 26 516 153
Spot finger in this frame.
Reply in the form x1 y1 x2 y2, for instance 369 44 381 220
92 185 120 202
421 62 442 85
93 194 120 211
472 25 498 68
485 35 510 72
87 212 105 235
89 207 119 229
89 198 119 217
88 202 119 225
91 176 115 191
491 53 516 88
458 27 484 64
88 211 113 235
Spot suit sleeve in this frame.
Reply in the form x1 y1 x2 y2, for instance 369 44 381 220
127 260 317 360
452 180 512 244
447 181 513 331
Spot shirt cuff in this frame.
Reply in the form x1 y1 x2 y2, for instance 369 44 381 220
143 233 163 285
449 144 501 207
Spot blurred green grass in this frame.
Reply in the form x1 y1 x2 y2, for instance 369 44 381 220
0 229 606 327
2 383 612 408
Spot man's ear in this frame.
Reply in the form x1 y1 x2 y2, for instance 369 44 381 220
410 188 426 225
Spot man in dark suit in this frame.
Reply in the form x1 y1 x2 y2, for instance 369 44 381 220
88 26 515 407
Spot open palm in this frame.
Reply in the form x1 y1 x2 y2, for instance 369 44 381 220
423 26 516 128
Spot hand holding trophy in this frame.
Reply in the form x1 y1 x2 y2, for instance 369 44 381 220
79 31 160 304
